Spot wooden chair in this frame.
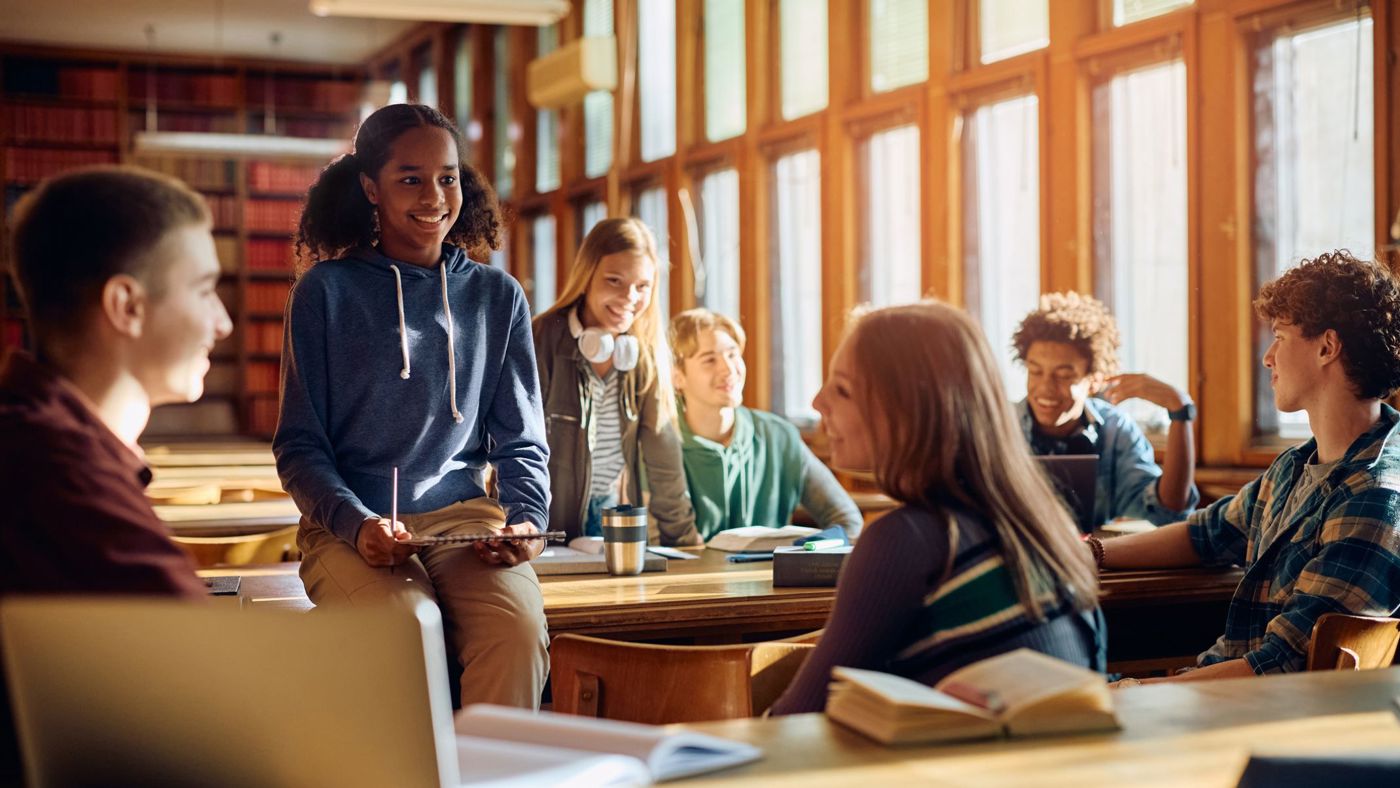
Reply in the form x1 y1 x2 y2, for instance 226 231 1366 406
1306 613 1400 671
550 633 817 724
172 525 301 568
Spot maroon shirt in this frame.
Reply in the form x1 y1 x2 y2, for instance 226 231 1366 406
0 350 205 783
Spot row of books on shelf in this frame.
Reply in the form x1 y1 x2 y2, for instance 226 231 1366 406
246 321 284 355
247 395 280 435
245 199 302 233
128 112 242 134
132 157 236 191
3 105 118 144
257 79 362 113
246 361 280 394
3 147 117 183
246 281 292 313
204 194 237 230
248 162 322 194
2 63 120 99
128 73 239 107
246 237 296 270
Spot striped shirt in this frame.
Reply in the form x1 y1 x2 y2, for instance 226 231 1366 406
587 368 626 498
1189 405 1400 674
769 505 1102 715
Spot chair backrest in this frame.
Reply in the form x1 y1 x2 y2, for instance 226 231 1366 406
550 633 814 724
171 524 301 567
1306 613 1400 671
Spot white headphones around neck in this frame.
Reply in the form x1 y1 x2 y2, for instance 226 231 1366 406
569 308 639 371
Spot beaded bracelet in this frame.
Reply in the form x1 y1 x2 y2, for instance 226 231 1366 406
1085 535 1106 570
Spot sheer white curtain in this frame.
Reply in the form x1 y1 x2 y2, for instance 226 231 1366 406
860 125 921 307
772 150 823 423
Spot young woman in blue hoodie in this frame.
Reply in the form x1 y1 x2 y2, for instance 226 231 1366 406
274 104 551 709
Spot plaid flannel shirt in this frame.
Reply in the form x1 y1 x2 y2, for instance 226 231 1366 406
1189 405 1400 673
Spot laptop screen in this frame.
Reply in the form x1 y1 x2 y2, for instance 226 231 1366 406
1035 454 1099 534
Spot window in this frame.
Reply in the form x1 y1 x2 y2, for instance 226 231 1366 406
489 227 509 271
979 0 1048 64
581 200 607 241
537 25 561 193
697 168 741 319
869 0 927 93
492 27 515 198
779 0 828 120
963 94 1040 400
387 76 408 106
1092 60 1188 429
771 149 823 423
705 0 746 141
530 215 557 313
1252 13 1374 438
415 46 437 108
638 0 676 161
584 0 615 178
635 187 671 323
1113 0 1192 27
453 28 474 137
859 125 921 306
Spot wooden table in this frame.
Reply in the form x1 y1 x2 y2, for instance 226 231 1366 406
676 667 1400 785
205 552 1243 666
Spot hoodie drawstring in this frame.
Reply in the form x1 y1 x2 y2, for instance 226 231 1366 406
390 262 464 425
439 263 465 424
390 265 412 379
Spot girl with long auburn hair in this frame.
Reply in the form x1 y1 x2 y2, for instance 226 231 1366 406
533 217 699 544
770 300 1104 715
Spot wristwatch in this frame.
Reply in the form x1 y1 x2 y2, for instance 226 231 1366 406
1168 401 1196 422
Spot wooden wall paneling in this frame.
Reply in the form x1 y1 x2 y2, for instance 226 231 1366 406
512 25 538 209
743 0 772 410
1045 0 1097 294
1196 0 1252 466
822 0 858 371
431 27 452 121
926 0 957 303
673 0 702 313
1375 0 1397 258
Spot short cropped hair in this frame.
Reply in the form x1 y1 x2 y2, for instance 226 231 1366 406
1011 292 1121 377
668 308 747 364
10 166 210 348
1255 250 1400 400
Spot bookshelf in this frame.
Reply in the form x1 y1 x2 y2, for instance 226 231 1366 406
0 47 364 438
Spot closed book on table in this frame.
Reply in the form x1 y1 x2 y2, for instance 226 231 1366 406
772 545 852 587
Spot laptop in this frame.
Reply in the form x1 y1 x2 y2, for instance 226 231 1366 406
0 597 638 787
1035 454 1099 534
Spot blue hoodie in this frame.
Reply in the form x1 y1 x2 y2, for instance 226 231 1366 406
273 245 550 544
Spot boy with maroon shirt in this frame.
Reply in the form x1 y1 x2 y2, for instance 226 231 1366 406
1 166 233 782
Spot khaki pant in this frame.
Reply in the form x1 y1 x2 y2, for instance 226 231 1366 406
296 498 549 709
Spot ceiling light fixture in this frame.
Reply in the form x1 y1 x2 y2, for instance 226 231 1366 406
309 0 570 26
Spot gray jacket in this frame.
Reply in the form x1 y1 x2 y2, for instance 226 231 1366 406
533 309 700 545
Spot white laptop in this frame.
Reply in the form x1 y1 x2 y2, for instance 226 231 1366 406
0 597 644 787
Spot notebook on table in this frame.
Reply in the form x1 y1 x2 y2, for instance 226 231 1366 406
0 596 750 786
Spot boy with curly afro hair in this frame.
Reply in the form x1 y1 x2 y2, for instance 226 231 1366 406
1011 292 1198 528
1095 250 1400 682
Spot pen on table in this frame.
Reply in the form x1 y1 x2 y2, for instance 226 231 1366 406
803 538 845 551
727 553 775 564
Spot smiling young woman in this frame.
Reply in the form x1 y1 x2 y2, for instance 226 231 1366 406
532 217 699 544
275 104 552 713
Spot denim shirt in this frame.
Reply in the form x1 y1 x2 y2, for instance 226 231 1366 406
1018 397 1198 527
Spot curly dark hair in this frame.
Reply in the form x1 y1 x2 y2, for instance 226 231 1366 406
1255 250 1400 400
295 104 502 273
1011 292 1121 376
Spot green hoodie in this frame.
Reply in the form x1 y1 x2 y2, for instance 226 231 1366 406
679 405 862 541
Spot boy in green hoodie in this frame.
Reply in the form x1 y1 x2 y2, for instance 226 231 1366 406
669 309 861 541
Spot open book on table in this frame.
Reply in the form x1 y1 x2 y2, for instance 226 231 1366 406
455 704 762 782
826 648 1118 746
705 525 820 553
